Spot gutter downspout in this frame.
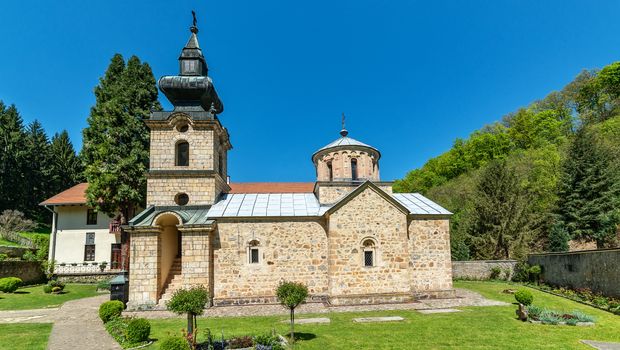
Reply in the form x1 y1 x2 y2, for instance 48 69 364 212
43 205 58 267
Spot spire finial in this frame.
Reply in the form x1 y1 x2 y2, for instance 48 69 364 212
340 112 348 137
190 10 199 34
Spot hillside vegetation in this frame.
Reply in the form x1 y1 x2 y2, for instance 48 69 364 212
394 62 620 260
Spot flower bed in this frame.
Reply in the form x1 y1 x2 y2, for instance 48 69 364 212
531 284 620 315
525 305 595 326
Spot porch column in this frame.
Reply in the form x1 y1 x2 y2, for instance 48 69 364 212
127 228 161 310
179 226 214 301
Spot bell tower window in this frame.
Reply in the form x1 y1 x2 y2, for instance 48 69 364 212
327 161 333 181
176 141 189 166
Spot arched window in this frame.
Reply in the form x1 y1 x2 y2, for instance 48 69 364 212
362 239 376 267
351 158 358 180
218 153 224 177
176 141 189 166
327 161 333 181
248 239 260 264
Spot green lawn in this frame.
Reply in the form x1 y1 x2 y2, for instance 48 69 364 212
145 281 620 349
0 238 22 247
0 283 101 310
0 323 52 350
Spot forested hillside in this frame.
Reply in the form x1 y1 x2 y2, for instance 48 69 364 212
394 62 620 260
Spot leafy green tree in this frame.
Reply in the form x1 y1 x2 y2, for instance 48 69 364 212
166 286 209 343
556 127 620 247
507 109 567 149
276 281 308 343
81 54 161 222
49 130 83 195
467 160 541 259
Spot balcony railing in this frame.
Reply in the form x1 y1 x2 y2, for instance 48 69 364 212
109 220 121 234
56 262 121 274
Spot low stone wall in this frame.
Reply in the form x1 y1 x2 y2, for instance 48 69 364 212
452 260 518 280
0 261 46 285
528 248 620 298
56 272 120 283
0 245 36 258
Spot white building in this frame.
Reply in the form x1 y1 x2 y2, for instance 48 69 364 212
41 183 123 272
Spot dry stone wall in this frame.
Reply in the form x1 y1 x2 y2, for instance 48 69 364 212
452 260 517 280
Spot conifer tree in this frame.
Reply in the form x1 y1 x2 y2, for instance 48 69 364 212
81 54 161 222
556 127 620 247
49 130 82 195
0 102 27 213
24 120 51 221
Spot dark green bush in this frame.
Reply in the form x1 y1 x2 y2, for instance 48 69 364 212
515 289 534 305
99 300 125 323
43 284 53 294
0 253 8 261
21 250 37 261
489 267 502 279
126 318 151 343
51 286 62 293
48 280 65 291
254 334 284 350
0 277 22 293
511 261 530 282
97 279 111 291
159 337 190 350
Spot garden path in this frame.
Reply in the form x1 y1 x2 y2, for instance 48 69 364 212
0 294 120 350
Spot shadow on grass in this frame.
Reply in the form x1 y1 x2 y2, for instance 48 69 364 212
13 291 30 294
289 332 317 341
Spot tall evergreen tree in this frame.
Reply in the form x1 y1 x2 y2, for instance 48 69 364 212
467 160 541 259
556 127 620 247
49 130 82 194
0 102 27 213
24 120 51 221
81 54 161 222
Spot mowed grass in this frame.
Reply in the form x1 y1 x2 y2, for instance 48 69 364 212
146 281 620 350
0 323 52 350
0 283 100 310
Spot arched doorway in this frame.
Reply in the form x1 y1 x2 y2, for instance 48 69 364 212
154 213 182 294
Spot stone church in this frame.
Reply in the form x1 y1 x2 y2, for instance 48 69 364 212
125 22 454 310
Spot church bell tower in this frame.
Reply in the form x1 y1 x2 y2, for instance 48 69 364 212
145 15 231 207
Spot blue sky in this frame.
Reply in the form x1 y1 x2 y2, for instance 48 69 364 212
2 1 620 182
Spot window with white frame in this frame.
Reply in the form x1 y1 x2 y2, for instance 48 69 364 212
248 239 260 264
84 232 96 261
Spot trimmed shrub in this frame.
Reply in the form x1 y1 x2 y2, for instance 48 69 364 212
126 318 151 343
51 286 62 293
43 284 53 294
489 267 501 279
529 265 542 283
515 290 534 305
511 261 530 282
99 300 124 323
0 277 22 293
159 337 190 350
48 280 65 291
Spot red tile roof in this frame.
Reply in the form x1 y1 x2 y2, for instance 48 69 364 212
229 182 314 193
40 183 89 206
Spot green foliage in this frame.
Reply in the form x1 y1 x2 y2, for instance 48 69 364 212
97 279 112 291
254 334 284 350
43 285 52 294
126 318 151 343
21 250 36 261
47 280 65 292
529 265 542 276
0 254 7 262
515 290 534 305
525 304 544 319
81 54 161 222
489 267 501 280
104 317 129 346
0 277 22 293
166 286 209 317
159 337 190 350
99 300 125 323
547 223 570 252
276 281 309 309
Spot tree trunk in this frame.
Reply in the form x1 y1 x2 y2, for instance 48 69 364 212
187 313 194 335
290 308 295 344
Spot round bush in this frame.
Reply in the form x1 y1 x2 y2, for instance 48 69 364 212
159 337 190 350
0 277 22 293
515 290 534 305
99 300 125 323
126 318 151 343
51 286 62 293
48 280 65 291
43 285 53 294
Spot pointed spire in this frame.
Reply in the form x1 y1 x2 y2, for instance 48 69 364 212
340 112 348 137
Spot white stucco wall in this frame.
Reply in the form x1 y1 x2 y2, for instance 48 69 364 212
51 206 120 264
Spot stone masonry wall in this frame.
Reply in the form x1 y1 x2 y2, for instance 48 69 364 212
181 229 211 289
0 261 45 285
147 176 219 206
328 187 411 300
529 249 620 298
315 149 379 182
213 219 328 305
452 260 517 280
408 219 453 296
150 125 215 170
128 230 161 309
317 183 393 205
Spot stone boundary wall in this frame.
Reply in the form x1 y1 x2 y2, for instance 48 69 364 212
57 272 120 283
0 245 36 258
452 260 518 280
0 261 45 285
528 248 620 298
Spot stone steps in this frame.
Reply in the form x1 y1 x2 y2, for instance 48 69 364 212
158 258 182 306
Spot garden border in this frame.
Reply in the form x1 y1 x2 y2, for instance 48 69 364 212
520 283 618 315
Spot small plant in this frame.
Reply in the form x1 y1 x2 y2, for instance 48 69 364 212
511 261 530 282
539 310 562 325
525 305 544 319
502 269 511 280
99 300 125 323
529 265 542 285
276 280 308 344
228 336 254 349
48 280 65 291
51 286 62 294
104 317 128 345
489 267 502 279
166 286 209 340
0 277 22 293
159 337 190 350
254 333 284 350
571 310 595 323
43 284 53 294
515 290 534 305
97 279 112 291
126 318 151 343
21 250 37 261
0 253 8 261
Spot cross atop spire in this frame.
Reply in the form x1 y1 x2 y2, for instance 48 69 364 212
340 112 348 137
190 10 198 34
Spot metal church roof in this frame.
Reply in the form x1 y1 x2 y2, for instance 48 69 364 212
207 193 327 217
392 193 452 215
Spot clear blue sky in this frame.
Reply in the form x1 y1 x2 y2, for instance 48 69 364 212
2 1 619 182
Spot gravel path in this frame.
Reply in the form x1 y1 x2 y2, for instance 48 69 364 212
0 294 121 350
126 288 508 319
